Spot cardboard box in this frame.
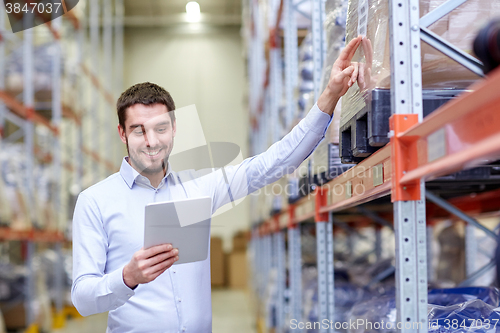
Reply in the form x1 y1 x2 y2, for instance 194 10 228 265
0 302 25 330
228 251 248 289
210 237 225 287
232 231 248 252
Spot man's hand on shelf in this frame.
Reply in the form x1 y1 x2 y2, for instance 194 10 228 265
123 243 179 289
317 35 363 116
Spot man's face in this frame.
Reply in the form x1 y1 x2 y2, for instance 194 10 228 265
118 103 176 175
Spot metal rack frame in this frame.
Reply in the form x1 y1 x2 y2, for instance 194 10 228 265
0 1 124 330
247 0 500 332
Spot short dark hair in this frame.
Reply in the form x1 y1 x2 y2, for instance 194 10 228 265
117 82 176 130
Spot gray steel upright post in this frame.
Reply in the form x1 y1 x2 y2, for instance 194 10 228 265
316 221 328 333
426 225 434 282
23 12 35 327
114 0 124 166
0 9 5 139
465 224 478 280
104 0 113 173
90 0 101 182
326 216 334 333
274 231 286 333
312 0 326 100
75 14 84 194
284 0 298 130
51 11 64 314
288 225 302 332
389 0 428 332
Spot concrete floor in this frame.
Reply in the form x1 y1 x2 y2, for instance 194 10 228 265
55 289 257 333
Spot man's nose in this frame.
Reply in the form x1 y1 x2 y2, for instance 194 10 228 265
141 126 160 148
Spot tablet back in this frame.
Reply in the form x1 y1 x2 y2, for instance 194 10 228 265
144 196 212 265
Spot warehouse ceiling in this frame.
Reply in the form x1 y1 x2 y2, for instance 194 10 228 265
124 0 242 27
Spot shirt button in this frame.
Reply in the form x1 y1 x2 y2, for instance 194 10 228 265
173 270 176 273
127 294 131 297
182 327 186 332
178 298 182 303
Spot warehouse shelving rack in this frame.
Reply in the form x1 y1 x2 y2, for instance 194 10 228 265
0 1 124 331
247 0 500 333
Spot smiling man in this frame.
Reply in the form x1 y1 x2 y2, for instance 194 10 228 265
71 36 362 332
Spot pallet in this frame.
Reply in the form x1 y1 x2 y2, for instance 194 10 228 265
339 88 465 163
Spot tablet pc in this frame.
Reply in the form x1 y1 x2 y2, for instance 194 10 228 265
144 196 212 265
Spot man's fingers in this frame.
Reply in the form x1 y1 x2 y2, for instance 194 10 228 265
146 248 179 267
149 256 179 277
350 62 359 85
339 65 355 84
143 243 173 259
338 35 362 62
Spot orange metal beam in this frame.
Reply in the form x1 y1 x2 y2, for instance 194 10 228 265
320 146 392 213
293 193 316 224
81 146 116 172
390 114 420 201
399 68 500 185
62 104 82 126
0 227 65 242
0 90 58 134
81 64 115 105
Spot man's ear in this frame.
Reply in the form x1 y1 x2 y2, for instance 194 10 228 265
118 124 127 144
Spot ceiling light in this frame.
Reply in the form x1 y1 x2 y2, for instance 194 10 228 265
186 1 201 23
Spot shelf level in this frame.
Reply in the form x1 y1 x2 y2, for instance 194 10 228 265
0 227 65 242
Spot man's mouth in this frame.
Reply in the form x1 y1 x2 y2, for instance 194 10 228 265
144 149 162 157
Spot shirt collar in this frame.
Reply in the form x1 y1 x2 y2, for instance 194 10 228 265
119 157 172 189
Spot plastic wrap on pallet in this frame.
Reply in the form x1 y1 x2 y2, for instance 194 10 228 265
428 299 500 333
348 287 500 333
297 33 315 120
341 0 500 129
321 0 349 93
428 287 500 307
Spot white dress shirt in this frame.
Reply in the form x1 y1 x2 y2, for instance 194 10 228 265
71 104 331 332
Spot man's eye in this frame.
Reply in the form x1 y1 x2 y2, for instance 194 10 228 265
134 130 144 135
157 128 166 133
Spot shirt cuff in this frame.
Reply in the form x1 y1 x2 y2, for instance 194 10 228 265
108 266 135 302
304 103 332 136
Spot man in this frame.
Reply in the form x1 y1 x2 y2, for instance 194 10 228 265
72 36 362 332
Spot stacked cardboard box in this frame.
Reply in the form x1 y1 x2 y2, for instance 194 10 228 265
210 237 225 287
228 231 249 289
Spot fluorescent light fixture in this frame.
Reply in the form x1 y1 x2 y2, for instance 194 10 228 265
186 1 201 23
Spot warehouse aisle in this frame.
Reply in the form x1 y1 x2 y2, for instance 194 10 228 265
212 289 256 333
55 289 256 333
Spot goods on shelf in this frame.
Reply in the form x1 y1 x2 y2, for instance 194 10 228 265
297 33 315 120
38 249 72 306
0 143 56 230
347 287 500 333
0 261 52 331
313 0 355 184
339 0 500 163
6 43 60 95
436 223 465 284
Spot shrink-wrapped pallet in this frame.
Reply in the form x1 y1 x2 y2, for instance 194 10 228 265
341 0 500 129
